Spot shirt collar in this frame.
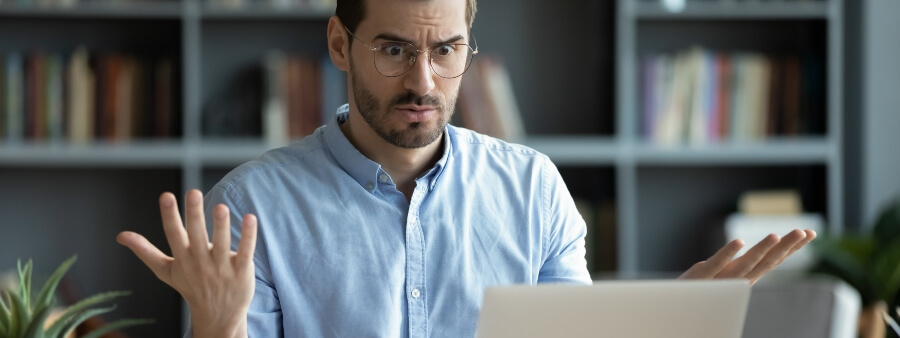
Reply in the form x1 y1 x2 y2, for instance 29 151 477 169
323 104 451 193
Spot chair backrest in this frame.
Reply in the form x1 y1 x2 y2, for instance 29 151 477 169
742 278 860 338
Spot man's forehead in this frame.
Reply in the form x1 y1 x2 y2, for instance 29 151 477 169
361 0 467 33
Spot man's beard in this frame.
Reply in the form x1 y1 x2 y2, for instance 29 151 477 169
350 64 455 149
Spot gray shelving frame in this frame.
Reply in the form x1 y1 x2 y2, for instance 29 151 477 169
616 0 843 274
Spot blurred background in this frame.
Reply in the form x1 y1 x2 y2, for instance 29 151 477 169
0 0 898 337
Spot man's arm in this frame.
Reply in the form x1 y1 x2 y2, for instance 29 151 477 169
117 189 257 338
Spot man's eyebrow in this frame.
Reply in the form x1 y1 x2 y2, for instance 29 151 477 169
373 33 467 46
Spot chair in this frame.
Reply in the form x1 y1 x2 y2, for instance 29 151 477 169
742 277 861 338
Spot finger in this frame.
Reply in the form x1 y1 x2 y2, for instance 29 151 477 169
681 239 743 279
159 192 189 256
212 204 232 265
745 230 809 282
117 231 174 283
184 189 211 257
774 229 817 266
236 214 258 269
715 234 780 279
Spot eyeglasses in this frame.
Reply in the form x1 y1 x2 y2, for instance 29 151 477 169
345 27 478 79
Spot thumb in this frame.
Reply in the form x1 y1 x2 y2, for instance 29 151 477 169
117 231 174 284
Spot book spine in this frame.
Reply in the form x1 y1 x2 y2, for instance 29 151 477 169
5 53 25 142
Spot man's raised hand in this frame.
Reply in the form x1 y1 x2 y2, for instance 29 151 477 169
116 189 257 338
679 229 816 285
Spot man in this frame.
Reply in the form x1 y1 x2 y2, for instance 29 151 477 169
116 0 816 336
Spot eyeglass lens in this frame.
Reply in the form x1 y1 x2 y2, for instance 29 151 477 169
373 41 474 78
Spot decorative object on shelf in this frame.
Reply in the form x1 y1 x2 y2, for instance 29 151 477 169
811 196 900 338
0 255 152 338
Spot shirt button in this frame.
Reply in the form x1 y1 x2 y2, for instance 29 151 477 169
365 182 375 190
411 288 421 298
379 174 389 183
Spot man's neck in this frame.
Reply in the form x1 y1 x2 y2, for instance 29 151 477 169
339 112 444 201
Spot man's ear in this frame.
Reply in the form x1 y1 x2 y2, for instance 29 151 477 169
327 17 350 72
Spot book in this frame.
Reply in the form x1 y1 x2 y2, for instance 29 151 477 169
481 56 524 142
46 53 64 142
457 55 525 141
320 55 347 123
5 53 24 142
738 189 803 215
457 55 494 136
67 47 95 143
262 50 289 145
154 58 173 138
0 54 4 141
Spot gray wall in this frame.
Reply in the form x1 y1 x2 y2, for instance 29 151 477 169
861 0 900 227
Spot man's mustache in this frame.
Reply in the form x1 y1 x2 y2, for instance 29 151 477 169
390 92 443 108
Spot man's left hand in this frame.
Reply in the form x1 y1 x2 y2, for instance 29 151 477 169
678 229 816 285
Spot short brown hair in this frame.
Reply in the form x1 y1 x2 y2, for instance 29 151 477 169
337 0 477 34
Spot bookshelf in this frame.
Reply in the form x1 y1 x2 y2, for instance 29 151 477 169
614 0 843 275
0 0 846 335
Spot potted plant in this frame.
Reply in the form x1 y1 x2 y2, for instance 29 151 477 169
0 255 152 338
812 197 900 338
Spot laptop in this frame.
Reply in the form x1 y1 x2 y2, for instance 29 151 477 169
476 279 751 338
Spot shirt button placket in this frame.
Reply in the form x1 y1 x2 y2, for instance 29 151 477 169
406 185 428 337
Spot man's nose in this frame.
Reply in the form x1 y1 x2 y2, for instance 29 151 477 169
403 53 436 97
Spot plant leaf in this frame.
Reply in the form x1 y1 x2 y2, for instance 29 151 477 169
17 259 33 315
7 287 30 338
80 318 154 338
0 291 11 335
54 304 119 338
873 198 900 251
33 256 76 318
45 291 130 337
0 296 8 337
811 236 881 305
22 303 52 338
873 237 900 304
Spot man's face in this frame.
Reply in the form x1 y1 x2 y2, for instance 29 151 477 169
348 0 468 149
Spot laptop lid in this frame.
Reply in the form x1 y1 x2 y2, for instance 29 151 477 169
476 279 751 338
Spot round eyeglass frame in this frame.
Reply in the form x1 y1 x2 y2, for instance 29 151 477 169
345 27 479 79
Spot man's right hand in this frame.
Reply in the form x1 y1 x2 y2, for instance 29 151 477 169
117 189 257 338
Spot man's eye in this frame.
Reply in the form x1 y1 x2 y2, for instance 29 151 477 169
435 45 454 56
381 43 406 56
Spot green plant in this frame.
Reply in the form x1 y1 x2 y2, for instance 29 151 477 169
0 256 153 338
812 196 900 314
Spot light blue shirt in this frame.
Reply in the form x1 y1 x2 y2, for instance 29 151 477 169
203 104 591 337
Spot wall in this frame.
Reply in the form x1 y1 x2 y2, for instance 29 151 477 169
861 0 900 227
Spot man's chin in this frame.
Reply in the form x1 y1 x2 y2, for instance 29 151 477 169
383 126 444 149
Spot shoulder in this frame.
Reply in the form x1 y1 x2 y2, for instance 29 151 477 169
447 124 549 163
212 131 329 194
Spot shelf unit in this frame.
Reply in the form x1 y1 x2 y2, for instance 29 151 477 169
615 0 843 274
0 0 845 335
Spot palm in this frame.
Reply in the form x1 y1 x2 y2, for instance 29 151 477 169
679 229 816 285
117 190 257 336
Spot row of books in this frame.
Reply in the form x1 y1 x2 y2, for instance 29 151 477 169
0 49 177 143
457 55 526 142
259 51 345 144
641 47 824 145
